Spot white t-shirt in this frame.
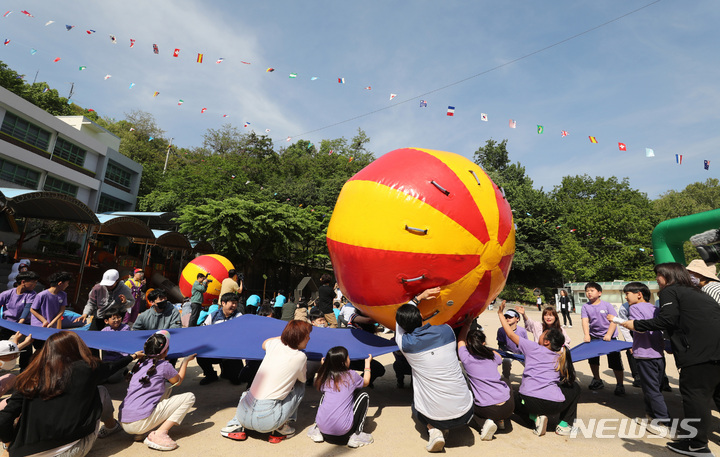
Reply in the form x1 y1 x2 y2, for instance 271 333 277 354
250 338 307 400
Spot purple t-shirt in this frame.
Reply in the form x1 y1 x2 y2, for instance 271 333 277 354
100 324 131 360
517 337 564 402
30 290 67 327
581 300 618 338
458 347 511 407
119 359 178 423
0 289 36 323
497 325 528 353
316 370 364 436
629 302 664 359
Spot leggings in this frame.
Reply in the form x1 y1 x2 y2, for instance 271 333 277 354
514 382 581 424
560 309 572 326
319 391 370 443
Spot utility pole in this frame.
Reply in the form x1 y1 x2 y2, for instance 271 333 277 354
32 70 38 84
163 138 174 174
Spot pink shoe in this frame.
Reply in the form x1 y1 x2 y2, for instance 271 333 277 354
144 430 178 451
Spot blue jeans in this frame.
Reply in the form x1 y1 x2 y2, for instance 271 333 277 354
226 381 305 433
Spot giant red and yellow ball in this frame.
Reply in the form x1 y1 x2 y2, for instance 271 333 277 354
179 254 234 305
327 148 515 328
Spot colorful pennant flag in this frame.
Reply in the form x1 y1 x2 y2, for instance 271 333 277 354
30 49 37 55
78 66 86 71
53 57 61 62
65 25 74 31
509 119 516 128
537 125 543 134
3 12 11 18
481 113 488 122
42 87 49 93
447 106 455 116
148 137 154 141
420 100 428 107
173 48 180 57
705 160 710 170
389 94 397 100
216 57 224 64
104 74 111 80
197 53 203 63
153 91 159 97
241 61 251 65
130 39 135 48
289 73 297 78
178 100 184 105
365 86 372 90
286 137 292 142
3 39 9 46
645 148 655 157
561 130 568 137
86 30 95 34
20 10 33 17
201 108 207 113
129 128 135 132
265 129 271 133
223 114 229 118
243 122 250 127
128 83 135 89
338 78 345 84
676 154 682 164
266 68 275 72
109 35 116 44
618 142 626 151
153 44 159 54
311 76 318 80
589 136 598 143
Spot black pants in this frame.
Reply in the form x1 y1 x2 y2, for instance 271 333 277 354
679 361 720 447
626 350 639 380
188 303 202 327
588 339 624 371
636 358 669 420
348 359 385 388
392 351 412 382
514 382 581 424
239 360 262 386
560 309 572 326
197 357 244 381
473 394 515 422
320 391 370 443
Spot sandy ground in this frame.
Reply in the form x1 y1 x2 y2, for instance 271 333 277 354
16 306 720 457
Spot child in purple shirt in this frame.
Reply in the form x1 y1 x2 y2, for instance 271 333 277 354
581 282 625 395
496 308 528 379
497 301 581 437
307 346 373 448
119 331 196 451
458 318 513 441
100 309 131 383
612 282 669 434
30 272 72 329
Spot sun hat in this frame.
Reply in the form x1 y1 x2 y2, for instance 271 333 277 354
686 259 720 282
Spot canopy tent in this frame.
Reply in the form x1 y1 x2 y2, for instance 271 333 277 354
0 315 399 361
95 213 155 240
190 239 214 254
0 188 99 225
107 211 179 230
151 229 192 250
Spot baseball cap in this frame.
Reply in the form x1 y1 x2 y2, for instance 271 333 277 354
503 309 520 320
0 340 22 356
99 269 120 286
134 268 143 275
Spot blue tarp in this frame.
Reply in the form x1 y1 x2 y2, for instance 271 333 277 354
498 339 634 363
0 316 399 361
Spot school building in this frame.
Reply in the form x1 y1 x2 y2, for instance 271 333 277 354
0 85 141 212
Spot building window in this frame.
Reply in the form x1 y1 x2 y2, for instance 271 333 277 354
0 112 51 150
0 158 40 188
44 176 78 197
97 194 127 213
105 161 132 188
52 138 87 167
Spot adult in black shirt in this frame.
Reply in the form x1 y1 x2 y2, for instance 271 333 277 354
317 273 337 328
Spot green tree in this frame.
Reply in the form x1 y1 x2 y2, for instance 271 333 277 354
653 178 720 221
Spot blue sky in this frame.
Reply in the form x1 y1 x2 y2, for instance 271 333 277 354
1 0 718 198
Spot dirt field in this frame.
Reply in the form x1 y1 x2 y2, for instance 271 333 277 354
14 305 720 457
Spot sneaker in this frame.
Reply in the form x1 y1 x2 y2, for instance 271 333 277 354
632 377 642 388
426 428 445 452
479 419 497 441
666 439 715 456
347 432 373 448
307 424 324 443
97 422 121 439
275 422 295 436
614 384 626 396
568 324 572 328
220 424 246 440
555 425 577 436
533 415 548 436
268 433 286 444
199 374 219 385
144 431 178 451
588 378 604 390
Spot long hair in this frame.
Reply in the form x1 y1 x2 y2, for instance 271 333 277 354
545 328 576 385
15 331 98 400
315 346 350 391
126 333 168 385
541 307 562 332
654 263 695 288
465 327 495 360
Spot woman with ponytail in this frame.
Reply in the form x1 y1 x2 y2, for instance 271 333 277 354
457 318 514 441
497 301 580 437
119 331 196 451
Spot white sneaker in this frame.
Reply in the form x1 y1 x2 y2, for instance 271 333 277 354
220 424 244 438
533 415 548 436
426 428 445 452
568 324 573 328
276 422 295 436
307 424 324 443
347 432 373 448
480 419 497 441
635 417 673 438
